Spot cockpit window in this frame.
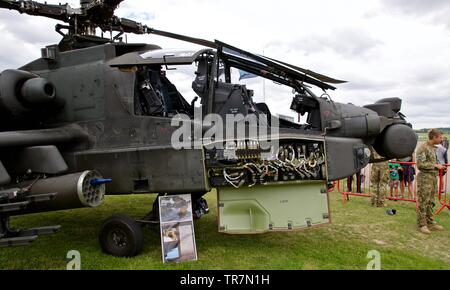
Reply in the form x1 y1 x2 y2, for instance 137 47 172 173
225 67 306 128
134 65 194 118
221 47 266 67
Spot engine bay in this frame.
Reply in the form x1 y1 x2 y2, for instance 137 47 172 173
205 139 327 188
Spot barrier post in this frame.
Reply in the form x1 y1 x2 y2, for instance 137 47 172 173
435 164 449 215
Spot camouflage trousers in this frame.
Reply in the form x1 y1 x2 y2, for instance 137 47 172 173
417 172 437 227
370 166 388 207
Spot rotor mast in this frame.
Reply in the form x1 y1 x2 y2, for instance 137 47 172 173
0 0 216 51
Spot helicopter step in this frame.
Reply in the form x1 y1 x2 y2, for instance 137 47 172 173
0 216 61 247
0 201 29 213
11 225 61 238
0 236 38 247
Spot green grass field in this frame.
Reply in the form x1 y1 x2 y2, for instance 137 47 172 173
417 133 449 142
418 133 427 142
1 190 449 270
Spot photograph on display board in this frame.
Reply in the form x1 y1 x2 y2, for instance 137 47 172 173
159 195 197 263
159 195 193 223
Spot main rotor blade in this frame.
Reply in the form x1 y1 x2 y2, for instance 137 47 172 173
147 28 217 49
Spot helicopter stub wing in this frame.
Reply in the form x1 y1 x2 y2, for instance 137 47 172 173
0 125 88 149
0 127 81 176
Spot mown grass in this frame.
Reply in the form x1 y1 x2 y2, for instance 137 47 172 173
1 190 449 270
417 133 449 142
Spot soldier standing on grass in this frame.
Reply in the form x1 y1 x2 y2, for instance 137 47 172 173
370 151 389 207
416 129 447 234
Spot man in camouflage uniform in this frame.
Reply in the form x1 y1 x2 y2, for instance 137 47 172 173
370 151 389 207
416 129 446 234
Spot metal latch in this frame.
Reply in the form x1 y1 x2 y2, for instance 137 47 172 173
163 55 176 71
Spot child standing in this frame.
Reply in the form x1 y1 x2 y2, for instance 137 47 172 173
389 162 402 197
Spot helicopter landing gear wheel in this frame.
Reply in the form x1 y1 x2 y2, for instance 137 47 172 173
99 214 144 257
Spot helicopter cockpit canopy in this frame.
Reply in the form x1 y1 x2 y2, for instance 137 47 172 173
108 48 216 118
216 41 346 92
213 41 349 130
107 42 348 130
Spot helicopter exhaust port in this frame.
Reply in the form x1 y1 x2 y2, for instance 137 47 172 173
20 78 56 104
0 69 60 117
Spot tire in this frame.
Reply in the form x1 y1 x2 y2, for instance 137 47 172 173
99 214 144 257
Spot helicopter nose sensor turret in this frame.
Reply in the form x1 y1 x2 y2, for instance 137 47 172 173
373 123 417 159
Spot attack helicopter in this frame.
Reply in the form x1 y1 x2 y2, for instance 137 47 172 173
0 0 417 257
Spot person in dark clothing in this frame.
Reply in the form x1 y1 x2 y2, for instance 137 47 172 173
443 136 449 150
398 155 416 199
347 170 363 193
443 137 449 164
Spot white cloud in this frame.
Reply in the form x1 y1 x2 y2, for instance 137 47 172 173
0 0 449 129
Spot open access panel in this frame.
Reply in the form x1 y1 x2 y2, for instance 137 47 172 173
218 181 330 233
205 138 331 234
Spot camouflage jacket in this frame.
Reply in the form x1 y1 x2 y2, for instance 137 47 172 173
416 142 438 173
371 150 389 170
